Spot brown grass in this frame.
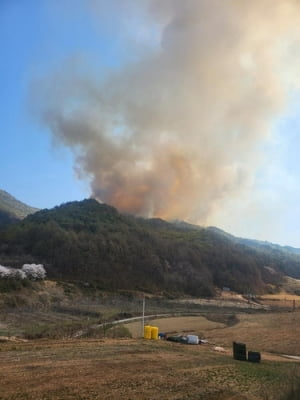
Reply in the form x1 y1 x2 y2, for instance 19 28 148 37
127 315 225 338
260 294 299 301
0 337 296 400
0 310 299 400
126 311 300 356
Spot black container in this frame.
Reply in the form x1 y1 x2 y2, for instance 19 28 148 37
233 341 247 361
248 351 261 363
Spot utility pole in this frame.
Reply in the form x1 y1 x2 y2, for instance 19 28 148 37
142 294 145 337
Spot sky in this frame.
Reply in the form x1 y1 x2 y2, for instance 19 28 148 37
1 0 300 247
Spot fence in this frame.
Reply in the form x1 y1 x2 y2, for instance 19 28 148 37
258 298 300 311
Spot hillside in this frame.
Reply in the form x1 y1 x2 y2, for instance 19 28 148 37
207 226 300 279
0 208 19 227
0 190 38 227
1 199 300 296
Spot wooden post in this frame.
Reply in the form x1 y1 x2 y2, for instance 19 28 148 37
142 295 145 337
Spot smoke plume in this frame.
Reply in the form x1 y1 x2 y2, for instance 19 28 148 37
32 0 300 223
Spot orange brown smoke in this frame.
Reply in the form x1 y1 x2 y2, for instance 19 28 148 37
32 0 300 223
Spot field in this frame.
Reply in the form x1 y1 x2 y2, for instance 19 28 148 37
1 309 299 400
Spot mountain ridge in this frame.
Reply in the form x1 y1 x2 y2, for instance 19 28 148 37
1 198 300 296
0 190 39 225
207 226 300 254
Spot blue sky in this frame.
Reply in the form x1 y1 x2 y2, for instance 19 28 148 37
1 1 300 247
0 1 147 208
0 1 90 207
0 0 153 209
0 0 123 208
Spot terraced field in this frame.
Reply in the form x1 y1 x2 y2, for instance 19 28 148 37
1 310 299 400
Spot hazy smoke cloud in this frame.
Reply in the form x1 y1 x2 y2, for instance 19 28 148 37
32 0 300 223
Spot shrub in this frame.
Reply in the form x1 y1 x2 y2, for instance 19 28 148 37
0 276 32 293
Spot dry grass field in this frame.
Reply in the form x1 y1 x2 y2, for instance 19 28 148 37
127 315 226 338
1 310 299 400
127 312 300 357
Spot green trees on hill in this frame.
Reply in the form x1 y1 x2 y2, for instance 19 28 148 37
0 209 19 228
0 199 299 296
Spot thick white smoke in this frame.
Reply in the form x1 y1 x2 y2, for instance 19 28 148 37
0 264 46 280
32 0 300 224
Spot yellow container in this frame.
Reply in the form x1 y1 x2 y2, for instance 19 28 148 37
151 326 159 340
144 325 152 339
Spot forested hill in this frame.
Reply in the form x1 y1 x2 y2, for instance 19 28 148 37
1 199 300 296
207 226 300 279
0 190 38 227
